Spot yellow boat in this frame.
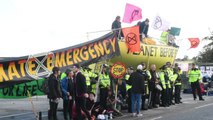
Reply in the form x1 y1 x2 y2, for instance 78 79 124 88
109 40 179 70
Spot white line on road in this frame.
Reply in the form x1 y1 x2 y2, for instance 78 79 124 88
195 103 213 109
0 112 33 118
150 116 163 120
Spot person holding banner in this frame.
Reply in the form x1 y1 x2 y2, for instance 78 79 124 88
138 18 149 41
61 68 74 120
112 16 124 39
48 67 62 120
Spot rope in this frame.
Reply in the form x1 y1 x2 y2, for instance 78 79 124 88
27 90 39 120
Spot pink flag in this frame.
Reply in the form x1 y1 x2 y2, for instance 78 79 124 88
123 3 142 23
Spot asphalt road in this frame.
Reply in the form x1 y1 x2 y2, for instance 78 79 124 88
0 94 213 120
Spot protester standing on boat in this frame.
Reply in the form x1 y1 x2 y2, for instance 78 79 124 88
112 16 124 39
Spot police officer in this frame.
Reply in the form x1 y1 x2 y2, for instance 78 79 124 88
99 64 111 108
125 67 134 113
166 62 175 105
173 66 183 104
141 62 151 110
82 66 92 92
159 65 170 107
188 63 204 101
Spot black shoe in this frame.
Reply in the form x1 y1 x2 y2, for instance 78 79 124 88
179 101 183 103
171 102 175 105
142 108 148 110
175 102 179 104
199 98 205 101
194 98 197 100
153 105 158 108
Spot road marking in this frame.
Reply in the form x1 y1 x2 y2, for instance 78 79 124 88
195 103 213 109
150 116 162 120
0 112 33 118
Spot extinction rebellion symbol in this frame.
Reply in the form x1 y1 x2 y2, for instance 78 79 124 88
25 52 55 79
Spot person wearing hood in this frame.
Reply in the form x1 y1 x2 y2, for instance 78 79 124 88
127 64 145 117
159 65 171 107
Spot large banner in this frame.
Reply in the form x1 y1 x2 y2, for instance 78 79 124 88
0 79 44 98
0 32 120 88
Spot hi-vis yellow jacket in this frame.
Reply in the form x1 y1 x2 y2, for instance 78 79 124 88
125 74 131 91
100 73 110 88
160 70 171 89
160 31 169 44
188 69 201 83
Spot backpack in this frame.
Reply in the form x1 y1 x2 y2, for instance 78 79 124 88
42 77 49 95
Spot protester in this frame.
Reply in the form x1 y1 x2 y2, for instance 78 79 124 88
86 92 106 119
106 89 123 117
127 64 145 117
61 68 74 120
147 64 160 108
72 64 92 120
160 29 179 47
138 18 149 41
188 63 205 101
112 16 124 39
48 67 62 120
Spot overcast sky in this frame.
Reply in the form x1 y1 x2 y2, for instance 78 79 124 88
0 0 212 58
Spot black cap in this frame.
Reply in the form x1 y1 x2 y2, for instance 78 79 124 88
160 65 167 70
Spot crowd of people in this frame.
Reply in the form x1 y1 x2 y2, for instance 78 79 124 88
46 61 205 120
45 16 204 120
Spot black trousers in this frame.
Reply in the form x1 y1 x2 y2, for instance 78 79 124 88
49 100 59 120
63 99 73 120
149 88 159 107
191 81 203 100
148 82 159 107
127 89 132 113
161 84 170 106
175 85 181 103
169 85 174 104
75 97 91 120
100 88 108 108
